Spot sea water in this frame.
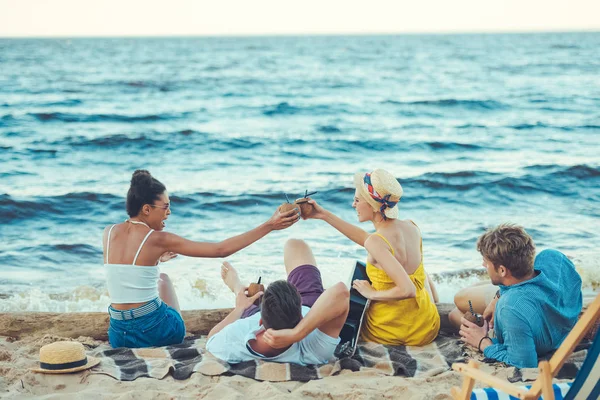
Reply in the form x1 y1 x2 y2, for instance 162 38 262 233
1 33 599 312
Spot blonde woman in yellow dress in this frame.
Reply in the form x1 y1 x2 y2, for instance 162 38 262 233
303 169 440 346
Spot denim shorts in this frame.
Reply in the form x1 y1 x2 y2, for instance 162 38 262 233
108 299 186 348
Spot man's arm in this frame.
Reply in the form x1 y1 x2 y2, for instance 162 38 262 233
482 306 538 368
207 289 263 339
207 308 245 339
263 282 350 348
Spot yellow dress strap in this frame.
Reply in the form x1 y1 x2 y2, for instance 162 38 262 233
372 233 395 256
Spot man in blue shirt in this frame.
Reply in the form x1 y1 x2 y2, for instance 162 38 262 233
459 224 582 368
206 239 349 365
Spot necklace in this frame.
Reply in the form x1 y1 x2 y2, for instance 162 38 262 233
126 219 151 229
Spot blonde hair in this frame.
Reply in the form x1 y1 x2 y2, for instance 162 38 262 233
476 223 536 278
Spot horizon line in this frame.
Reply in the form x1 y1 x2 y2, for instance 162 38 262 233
1 28 599 40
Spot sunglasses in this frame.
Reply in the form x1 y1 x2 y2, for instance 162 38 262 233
149 203 170 210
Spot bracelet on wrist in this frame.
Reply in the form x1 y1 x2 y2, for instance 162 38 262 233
478 336 491 352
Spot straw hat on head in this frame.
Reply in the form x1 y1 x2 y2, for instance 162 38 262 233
31 341 100 374
353 169 403 220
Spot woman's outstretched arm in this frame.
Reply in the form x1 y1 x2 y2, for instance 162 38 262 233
306 199 370 247
159 207 299 258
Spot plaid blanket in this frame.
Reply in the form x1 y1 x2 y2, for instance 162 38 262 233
89 334 585 383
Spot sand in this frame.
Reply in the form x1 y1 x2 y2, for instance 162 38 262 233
0 333 551 400
4 296 596 399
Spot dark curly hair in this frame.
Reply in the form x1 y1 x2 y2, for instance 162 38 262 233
126 170 166 217
260 280 303 331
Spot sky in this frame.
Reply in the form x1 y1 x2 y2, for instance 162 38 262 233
0 0 599 37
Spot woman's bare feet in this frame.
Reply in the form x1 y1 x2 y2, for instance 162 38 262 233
221 261 245 294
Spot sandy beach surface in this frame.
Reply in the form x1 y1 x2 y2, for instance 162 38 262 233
0 332 568 400
2 295 596 399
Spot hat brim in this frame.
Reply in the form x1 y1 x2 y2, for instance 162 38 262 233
353 172 399 219
31 356 100 374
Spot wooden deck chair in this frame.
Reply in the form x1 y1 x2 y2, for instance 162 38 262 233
451 293 600 400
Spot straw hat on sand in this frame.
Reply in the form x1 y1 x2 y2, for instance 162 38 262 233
31 341 100 374
353 169 403 220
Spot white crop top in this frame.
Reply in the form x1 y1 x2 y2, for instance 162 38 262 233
104 224 160 304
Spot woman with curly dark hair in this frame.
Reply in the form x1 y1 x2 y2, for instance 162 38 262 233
103 170 298 348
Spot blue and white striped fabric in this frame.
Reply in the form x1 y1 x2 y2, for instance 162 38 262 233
471 327 600 400
564 328 600 400
470 383 572 400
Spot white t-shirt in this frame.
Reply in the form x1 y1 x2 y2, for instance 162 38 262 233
205 306 340 366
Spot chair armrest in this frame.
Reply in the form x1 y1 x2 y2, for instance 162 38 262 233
452 362 531 399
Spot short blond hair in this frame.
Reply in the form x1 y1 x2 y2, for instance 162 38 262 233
476 224 536 278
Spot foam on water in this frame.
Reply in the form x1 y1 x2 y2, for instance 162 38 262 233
1 252 597 312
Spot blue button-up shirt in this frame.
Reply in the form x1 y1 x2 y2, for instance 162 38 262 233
483 249 582 368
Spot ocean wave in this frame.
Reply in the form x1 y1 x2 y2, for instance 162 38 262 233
3 163 598 223
209 138 264 150
577 125 600 130
0 114 18 126
1 99 83 108
0 279 232 312
121 80 172 92
0 244 102 270
262 102 303 116
281 137 481 153
0 171 34 179
37 131 215 150
424 142 485 151
0 192 121 223
44 134 428 153
40 99 83 107
65 134 167 148
4 165 596 222
381 98 507 110
28 111 191 123
0 287 112 312
401 123 436 130
20 243 102 259
511 122 548 130
510 122 600 132
524 164 600 179
316 125 341 133
403 164 600 195
1 255 595 312
28 148 58 156
549 44 580 50
550 165 600 179
222 92 251 98
456 124 487 130
262 102 350 117
0 190 302 223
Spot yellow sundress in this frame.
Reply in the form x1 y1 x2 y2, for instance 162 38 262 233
360 230 440 346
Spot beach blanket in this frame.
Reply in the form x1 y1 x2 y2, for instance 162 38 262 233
89 335 585 383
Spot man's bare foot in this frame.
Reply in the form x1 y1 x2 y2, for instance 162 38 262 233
221 261 245 294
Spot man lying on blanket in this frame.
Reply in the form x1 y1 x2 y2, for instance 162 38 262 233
206 239 350 366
